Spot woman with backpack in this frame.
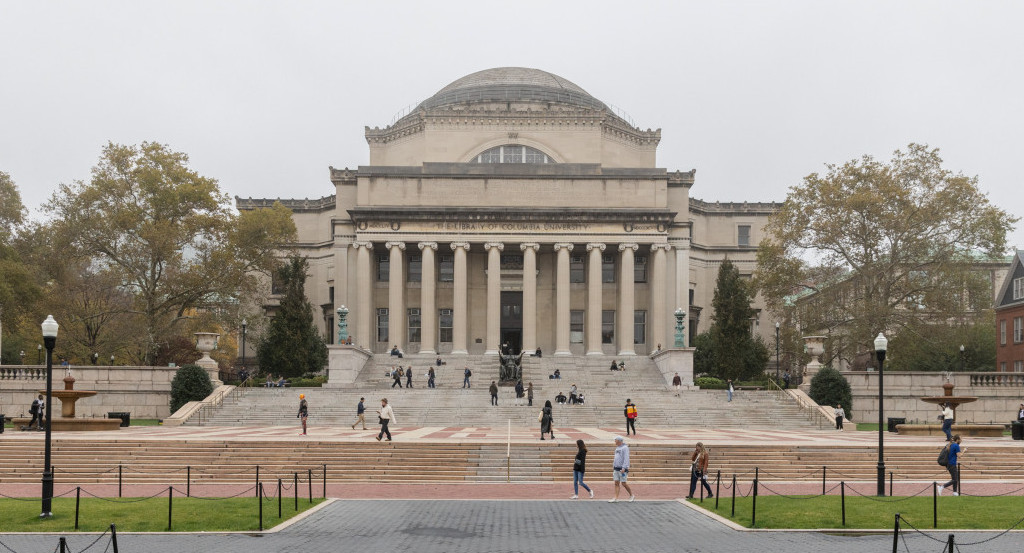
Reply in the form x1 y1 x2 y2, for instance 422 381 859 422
571 439 594 499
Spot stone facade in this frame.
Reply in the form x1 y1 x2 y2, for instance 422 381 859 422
237 67 777 356
0 366 176 420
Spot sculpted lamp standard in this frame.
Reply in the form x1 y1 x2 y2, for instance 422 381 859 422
40 315 59 518
875 332 888 497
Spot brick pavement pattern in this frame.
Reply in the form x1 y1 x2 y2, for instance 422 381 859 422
2 500 1021 553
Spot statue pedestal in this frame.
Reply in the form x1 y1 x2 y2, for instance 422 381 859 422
324 345 372 387
651 348 695 387
194 332 222 387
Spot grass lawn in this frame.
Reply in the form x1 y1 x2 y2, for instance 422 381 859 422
687 495 1024 530
0 496 324 532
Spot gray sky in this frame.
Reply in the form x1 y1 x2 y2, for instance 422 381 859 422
2 1 1021 248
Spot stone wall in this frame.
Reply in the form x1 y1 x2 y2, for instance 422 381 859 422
842 371 1024 425
0 365 177 420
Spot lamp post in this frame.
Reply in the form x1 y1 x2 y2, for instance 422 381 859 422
20 350 25 365
40 315 59 518
775 322 781 382
109 354 114 366
37 344 42 365
241 319 247 373
959 344 965 372
874 332 888 497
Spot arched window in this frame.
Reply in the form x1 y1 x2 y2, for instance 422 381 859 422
472 144 555 164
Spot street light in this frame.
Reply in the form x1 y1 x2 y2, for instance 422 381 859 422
20 350 25 365
959 344 965 372
37 344 42 365
874 332 888 497
775 322 781 382
40 315 59 518
241 319 247 373
110 354 115 366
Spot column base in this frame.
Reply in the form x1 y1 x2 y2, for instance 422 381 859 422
554 350 572 356
617 350 636 356
484 349 499 355
419 349 437 355
586 351 604 356
451 349 469 355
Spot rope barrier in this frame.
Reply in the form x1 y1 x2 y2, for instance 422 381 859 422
73 528 111 553
168 485 257 500
896 515 949 544
845 482 934 502
959 484 1024 498
756 481 843 499
79 488 167 503
0 536 22 553
954 513 1024 546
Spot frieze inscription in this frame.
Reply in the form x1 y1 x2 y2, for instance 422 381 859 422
434 222 592 232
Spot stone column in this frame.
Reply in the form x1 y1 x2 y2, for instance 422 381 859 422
617 243 638 355
484 242 504 355
553 243 573 356
354 242 373 349
586 243 605 355
520 243 540 354
418 242 438 355
674 241 691 346
650 244 670 351
386 242 406 351
451 242 471 354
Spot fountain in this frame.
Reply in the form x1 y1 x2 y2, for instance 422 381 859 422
13 369 122 431
895 378 1002 437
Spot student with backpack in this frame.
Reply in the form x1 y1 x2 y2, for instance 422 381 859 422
937 435 965 495
28 395 44 430
463 367 472 388
624 399 638 436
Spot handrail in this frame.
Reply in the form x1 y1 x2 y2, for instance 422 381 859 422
767 379 832 430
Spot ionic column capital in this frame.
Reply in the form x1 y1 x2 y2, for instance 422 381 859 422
586 243 606 252
417 242 438 251
618 243 639 252
553 243 574 252
450 242 471 252
520 242 541 252
353 241 374 250
385 241 406 251
650 243 672 252
484 242 505 252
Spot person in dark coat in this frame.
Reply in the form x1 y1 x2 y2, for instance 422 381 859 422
540 400 554 440
391 367 403 388
489 381 499 406
571 439 593 499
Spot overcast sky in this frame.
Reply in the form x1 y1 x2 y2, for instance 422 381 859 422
2 1 1021 248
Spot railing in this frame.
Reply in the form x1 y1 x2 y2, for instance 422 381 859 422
969 372 1024 387
0 367 46 380
767 378 833 430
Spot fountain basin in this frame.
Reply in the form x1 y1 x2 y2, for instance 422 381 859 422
895 423 1005 438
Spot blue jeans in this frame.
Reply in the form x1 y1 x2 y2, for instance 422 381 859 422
573 471 591 495
727 389 733 402
942 419 953 441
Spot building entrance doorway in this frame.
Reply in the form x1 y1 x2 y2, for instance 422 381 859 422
500 291 523 354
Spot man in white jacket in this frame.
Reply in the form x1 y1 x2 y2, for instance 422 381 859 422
376 398 396 442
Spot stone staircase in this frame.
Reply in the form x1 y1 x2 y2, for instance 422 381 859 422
196 354 817 429
1 439 1020 484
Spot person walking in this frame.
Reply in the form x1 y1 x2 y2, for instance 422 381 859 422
686 442 714 499
514 380 524 406
608 436 635 503
571 439 594 499
834 404 845 431
540 400 554 440
351 397 366 430
297 394 309 436
527 382 534 407
406 365 413 388
938 435 965 496
941 403 954 441
463 367 472 388
427 367 436 389
1018 403 1024 421
28 394 44 430
782 369 791 390
376 398 395 441
727 379 734 402
391 367 403 388
624 399 638 436
489 381 499 406
569 383 578 405
672 373 682 397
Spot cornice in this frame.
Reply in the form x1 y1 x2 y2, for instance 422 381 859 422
236 195 336 213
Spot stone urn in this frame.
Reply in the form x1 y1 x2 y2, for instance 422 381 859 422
194 332 222 386
799 335 826 391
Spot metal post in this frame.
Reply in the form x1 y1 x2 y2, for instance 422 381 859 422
933 481 938 528
751 478 758 527
110 523 119 553
822 466 826 495
294 472 298 511
947 534 954 551
75 486 80 530
889 471 893 497
187 466 191 497
241 320 247 376
308 469 313 503
323 464 327 498
876 335 888 497
59 537 67 553
277 478 282 518
258 483 264 531
40 329 56 518
167 486 172 531
957 465 962 496
731 475 736 517
256 465 260 498
841 481 846 526
118 465 122 498
775 322 780 382
891 514 900 553
715 470 721 509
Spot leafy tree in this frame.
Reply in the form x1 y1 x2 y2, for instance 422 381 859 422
692 331 714 376
757 144 1017 363
887 319 996 372
44 142 296 363
257 256 328 379
708 260 770 381
809 367 853 416
0 171 42 361
169 364 214 414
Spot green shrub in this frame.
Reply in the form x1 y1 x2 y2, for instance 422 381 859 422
809 367 853 416
289 375 327 388
695 376 726 389
170 364 214 413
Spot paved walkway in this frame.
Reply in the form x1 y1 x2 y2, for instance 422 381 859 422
1 500 1020 553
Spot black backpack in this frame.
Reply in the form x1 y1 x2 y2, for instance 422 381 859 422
937 444 950 467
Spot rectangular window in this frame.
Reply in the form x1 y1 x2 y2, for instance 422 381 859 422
738 225 751 247
502 145 523 163
407 308 421 343
1016 361 1024 373
376 308 389 342
602 310 615 344
439 254 454 282
634 255 647 283
1015 277 1024 300
1001 320 1007 345
328 286 335 304
500 254 523 270
1001 362 1006 372
439 309 453 342
271 271 285 295
408 255 422 283
602 254 615 283
1015 317 1024 344
570 255 585 283
634 310 646 345
376 254 389 281
570 310 584 343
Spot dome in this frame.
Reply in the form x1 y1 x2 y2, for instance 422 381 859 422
418 67 607 111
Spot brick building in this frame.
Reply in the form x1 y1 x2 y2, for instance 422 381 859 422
995 250 1024 372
